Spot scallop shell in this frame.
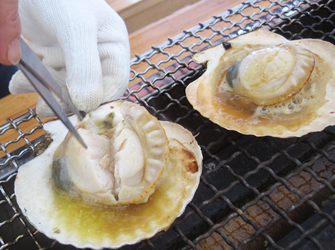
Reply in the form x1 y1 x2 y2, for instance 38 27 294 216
186 28 335 137
14 101 202 249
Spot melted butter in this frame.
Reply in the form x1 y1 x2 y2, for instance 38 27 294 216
213 94 254 121
51 186 169 244
213 89 322 130
49 146 198 246
213 93 317 130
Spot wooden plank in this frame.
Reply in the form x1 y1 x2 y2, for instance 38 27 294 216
0 93 39 126
128 0 240 58
0 93 49 158
107 0 201 33
105 0 141 13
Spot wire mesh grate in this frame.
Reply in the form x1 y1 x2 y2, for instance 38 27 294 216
1 0 335 249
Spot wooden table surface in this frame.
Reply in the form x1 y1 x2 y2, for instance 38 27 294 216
0 0 242 156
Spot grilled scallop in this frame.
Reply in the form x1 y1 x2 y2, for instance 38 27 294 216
186 28 335 137
15 100 202 249
52 101 169 206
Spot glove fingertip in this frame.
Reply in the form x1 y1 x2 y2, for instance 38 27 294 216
9 70 36 94
68 77 104 113
36 95 72 118
36 97 55 117
101 77 128 103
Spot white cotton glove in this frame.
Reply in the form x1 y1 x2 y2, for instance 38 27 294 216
9 0 130 117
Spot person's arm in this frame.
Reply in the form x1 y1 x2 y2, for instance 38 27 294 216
0 0 21 65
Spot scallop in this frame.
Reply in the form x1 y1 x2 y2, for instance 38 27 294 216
15 100 202 249
52 100 168 206
186 28 335 137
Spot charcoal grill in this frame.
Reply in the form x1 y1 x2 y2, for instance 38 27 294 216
1 0 335 249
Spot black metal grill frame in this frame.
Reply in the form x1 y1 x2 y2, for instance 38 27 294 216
1 0 335 249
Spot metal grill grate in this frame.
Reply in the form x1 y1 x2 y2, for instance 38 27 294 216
1 0 335 249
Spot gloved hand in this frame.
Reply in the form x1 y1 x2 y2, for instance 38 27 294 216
9 0 130 117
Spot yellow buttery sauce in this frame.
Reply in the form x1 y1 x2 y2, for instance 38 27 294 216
51 185 167 245
49 152 197 247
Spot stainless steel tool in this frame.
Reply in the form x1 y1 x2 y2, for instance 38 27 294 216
17 38 87 148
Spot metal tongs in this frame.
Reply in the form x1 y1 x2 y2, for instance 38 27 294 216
17 38 87 148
